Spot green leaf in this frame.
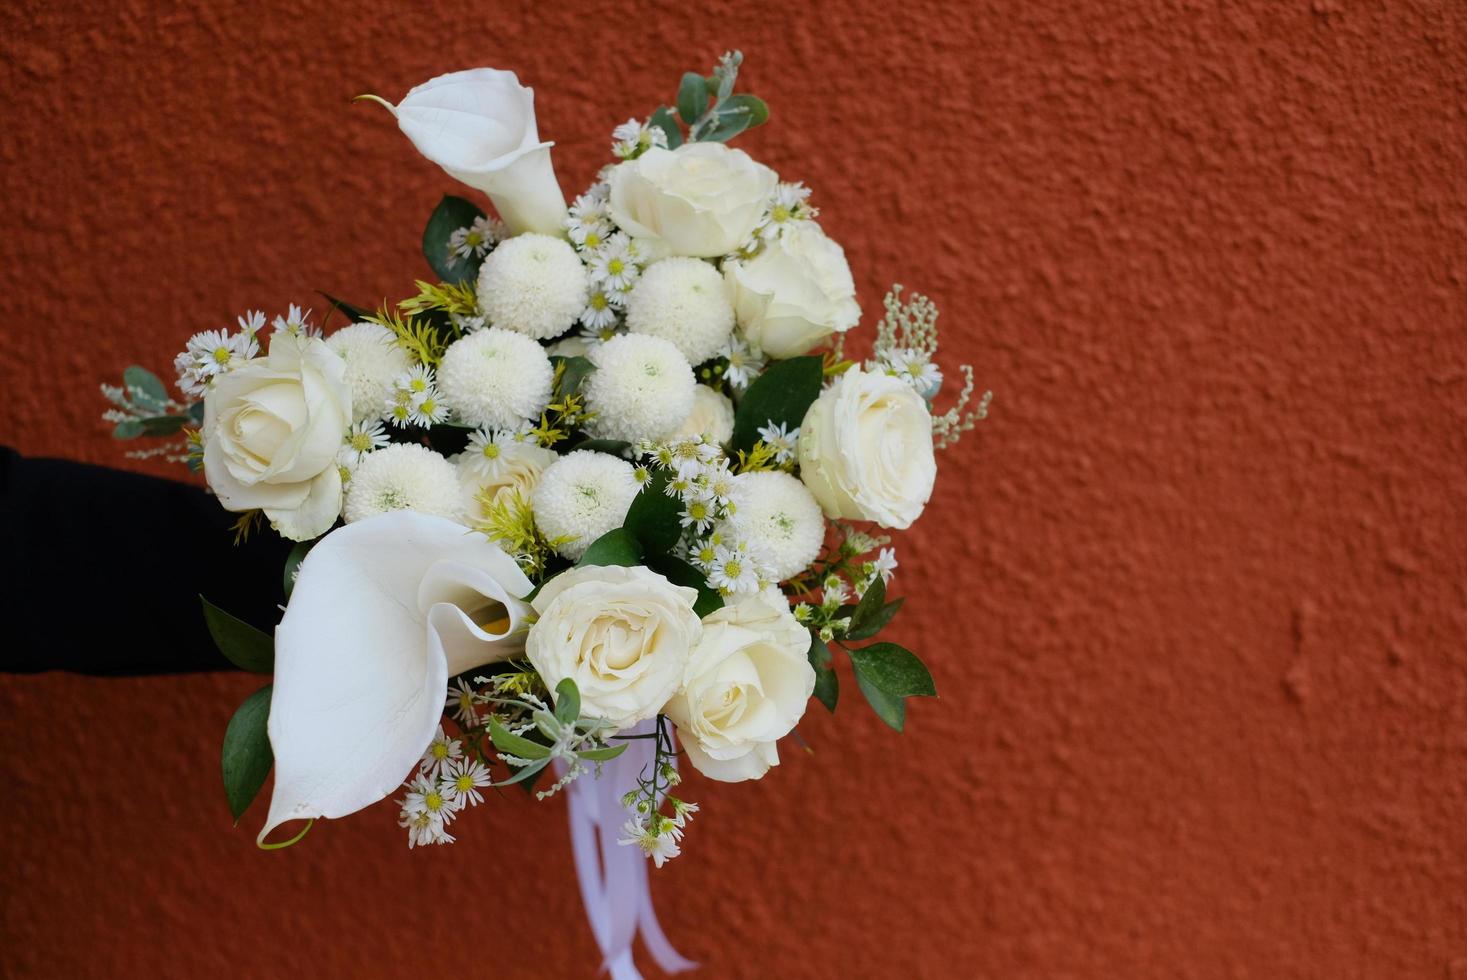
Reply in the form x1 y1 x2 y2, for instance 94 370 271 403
846 642 936 698
282 540 315 600
808 634 838 712
139 415 188 437
222 684 274 822
488 717 551 760
422 195 487 284
700 112 751 143
123 366 169 411
649 106 683 149
730 355 824 455
577 743 629 762
200 595 274 673
112 420 144 440
622 472 682 556
552 354 595 399
647 553 724 617
854 670 906 732
569 438 632 456
319 293 370 323
676 72 709 127
576 528 644 568
846 598 904 641
553 678 580 725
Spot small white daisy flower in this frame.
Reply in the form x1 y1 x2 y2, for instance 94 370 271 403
448 215 496 262
446 680 480 726
720 334 766 391
440 758 493 807
756 421 800 464
418 726 463 777
567 190 613 250
338 419 389 470
708 541 762 595
618 817 682 868
586 234 641 292
873 546 899 584
173 328 259 396
236 310 267 339
578 290 619 331
398 805 454 848
271 304 316 338
756 181 817 241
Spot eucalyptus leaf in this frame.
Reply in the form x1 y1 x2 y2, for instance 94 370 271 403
700 112 751 144
577 743 629 762
722 93 769 128
576 528 644 568
112 420 144 440
488 718 552 760
553 677 581 725
123 366 169 411
622 472 682 556
222 685 274 822
846 642 937 698
495 756 551 788
730 355 824 454
676 72 709 127
649 106 683 149
422 195 487 284
200 595 274 673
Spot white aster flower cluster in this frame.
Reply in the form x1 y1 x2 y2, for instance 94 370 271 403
611 116 670 160
172 311 264 397
395 726 492 848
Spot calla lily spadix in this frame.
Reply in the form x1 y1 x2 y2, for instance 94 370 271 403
259 510 533 845
360 67 569 237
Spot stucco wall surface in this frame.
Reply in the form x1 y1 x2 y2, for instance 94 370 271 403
1 1 1465 977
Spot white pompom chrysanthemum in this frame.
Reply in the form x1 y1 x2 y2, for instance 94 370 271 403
343 443 464 524
724 470 825 582
625 257 735 365
477 233 589 340
325 322 411 422
437 328 554 430
583 334 695 443
531 450 641 560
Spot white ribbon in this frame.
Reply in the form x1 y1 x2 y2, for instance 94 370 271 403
561 719 696 979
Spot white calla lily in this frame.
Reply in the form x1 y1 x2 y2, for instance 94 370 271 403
373 68 568 236
259 511 532 844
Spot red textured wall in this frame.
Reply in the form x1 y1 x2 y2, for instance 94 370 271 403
3 1 1465 976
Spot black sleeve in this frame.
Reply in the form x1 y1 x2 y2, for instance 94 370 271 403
0 446 293 675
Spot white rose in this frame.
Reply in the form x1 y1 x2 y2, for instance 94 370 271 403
381 68 568 236
608 143 777 258
797 366 936 530
203 336 351 542
671 384 735 445
724 222 860 359
526 565 702 729
455 440 559 521
665 588 814 783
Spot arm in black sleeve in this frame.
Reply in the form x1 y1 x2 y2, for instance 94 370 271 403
0 446 293 675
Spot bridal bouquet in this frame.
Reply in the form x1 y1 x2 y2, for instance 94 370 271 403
103 53 990 872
